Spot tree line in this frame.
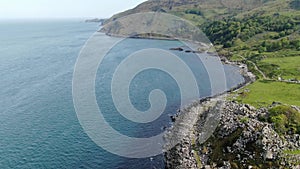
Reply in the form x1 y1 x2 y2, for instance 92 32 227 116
201 14 299 49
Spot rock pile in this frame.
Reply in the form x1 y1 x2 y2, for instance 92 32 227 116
164 97 224 169
165 100 300 169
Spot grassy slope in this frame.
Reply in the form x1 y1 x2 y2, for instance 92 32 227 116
106 0 278 24
284 150 300 155
236 80 300 107
262 56 300 80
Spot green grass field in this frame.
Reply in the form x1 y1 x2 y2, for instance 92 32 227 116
261 56 300 80
262 50 300 58
284 150 300 155
236 80 300 108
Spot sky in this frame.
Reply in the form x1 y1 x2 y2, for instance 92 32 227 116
0 0 147 19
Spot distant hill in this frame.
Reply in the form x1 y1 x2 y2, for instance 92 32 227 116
103 0 299 25
102 0 300 40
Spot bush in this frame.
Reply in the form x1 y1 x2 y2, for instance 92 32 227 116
185 9 202 16
268 105 300 135
240 117 249 123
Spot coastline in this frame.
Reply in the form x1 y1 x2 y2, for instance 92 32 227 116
163 57 257 168
164 57 256 165
99 30 212 52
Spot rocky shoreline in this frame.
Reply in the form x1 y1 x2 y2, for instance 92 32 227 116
163 62 300 168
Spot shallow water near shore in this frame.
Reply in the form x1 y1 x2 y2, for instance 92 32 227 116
0 20 244 168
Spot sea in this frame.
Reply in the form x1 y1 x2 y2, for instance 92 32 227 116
0 19 244 169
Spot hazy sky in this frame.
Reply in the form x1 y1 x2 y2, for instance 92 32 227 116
0 0 147 19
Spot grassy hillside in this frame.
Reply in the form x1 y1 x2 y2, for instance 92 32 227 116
105 0 283 25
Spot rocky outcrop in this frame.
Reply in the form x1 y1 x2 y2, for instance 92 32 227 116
164 100 300 169
164 96 225 169
85 18 106 25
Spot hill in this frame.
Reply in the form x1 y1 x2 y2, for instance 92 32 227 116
105 0 283 24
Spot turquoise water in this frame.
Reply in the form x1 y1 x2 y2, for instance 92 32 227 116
0 20 244 168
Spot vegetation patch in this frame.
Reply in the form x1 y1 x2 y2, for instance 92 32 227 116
261 56 300 80
284 149 300 155
268 105 300 135
240 117 249 123
208 128 243 166
205 128 280 168
201 15 298 47
193 151 202 168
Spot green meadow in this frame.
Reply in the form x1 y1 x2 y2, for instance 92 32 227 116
237 80 300 108
261 56 300 80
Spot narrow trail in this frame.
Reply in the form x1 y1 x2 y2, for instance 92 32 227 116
233 53 268 79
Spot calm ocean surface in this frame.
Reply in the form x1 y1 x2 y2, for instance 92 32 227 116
0 20 244 169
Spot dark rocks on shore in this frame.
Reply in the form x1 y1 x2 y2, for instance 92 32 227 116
169 47 204 54
170 47 184 51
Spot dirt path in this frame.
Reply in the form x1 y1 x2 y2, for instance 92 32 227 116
235 54 268 79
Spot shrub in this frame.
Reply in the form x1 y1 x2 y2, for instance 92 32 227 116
268 105 300 135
